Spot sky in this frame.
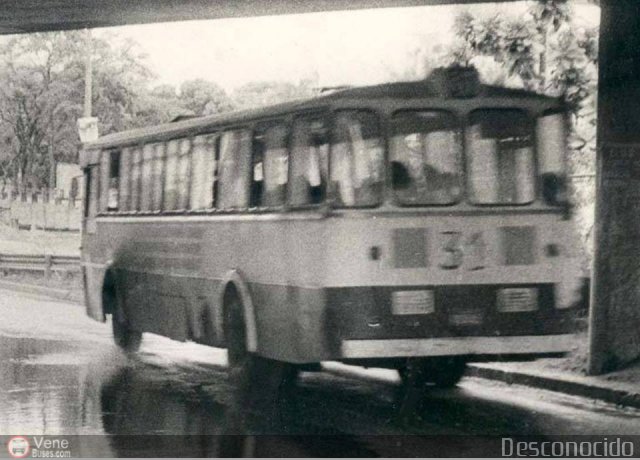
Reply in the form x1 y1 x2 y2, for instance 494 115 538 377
99 1 600 92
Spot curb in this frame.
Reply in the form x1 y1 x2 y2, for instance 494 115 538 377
0 279 83 304
467 364 640 410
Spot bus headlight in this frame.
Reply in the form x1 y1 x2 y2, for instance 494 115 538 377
391 290 435 315
497 288 538 312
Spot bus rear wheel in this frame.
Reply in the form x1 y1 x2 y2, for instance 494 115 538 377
112 313 142 353
399 356 467 389
106 285 142 353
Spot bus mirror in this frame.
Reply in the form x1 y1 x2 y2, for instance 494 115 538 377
392 161 411 189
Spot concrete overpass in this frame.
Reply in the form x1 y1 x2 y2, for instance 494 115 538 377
0 0 598 34
3 0 638 377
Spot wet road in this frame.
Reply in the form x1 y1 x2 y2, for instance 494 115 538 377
1 289 639 457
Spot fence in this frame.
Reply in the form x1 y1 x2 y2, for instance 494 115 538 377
0 253 81 279
0 188 82 231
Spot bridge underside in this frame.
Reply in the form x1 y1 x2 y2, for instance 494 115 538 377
0 0 521 34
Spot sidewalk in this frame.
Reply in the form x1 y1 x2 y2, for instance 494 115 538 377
468 340 640 409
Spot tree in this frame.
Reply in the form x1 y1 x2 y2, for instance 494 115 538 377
448 1 596 113
447 0 598 160
0 32 83 190
0 30 157 189
179 79 234 116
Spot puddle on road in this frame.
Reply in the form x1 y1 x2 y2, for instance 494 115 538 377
0 334 374 457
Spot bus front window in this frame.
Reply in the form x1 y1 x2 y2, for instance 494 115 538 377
391 110 461 205
467 109 535 205
331 111 384 207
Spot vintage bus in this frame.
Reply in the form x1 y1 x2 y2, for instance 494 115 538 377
80 67 583 397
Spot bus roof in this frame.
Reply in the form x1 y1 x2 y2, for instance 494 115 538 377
82 78 563 154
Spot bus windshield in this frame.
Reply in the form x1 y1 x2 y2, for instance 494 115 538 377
467 109 535 205
391 110 462 205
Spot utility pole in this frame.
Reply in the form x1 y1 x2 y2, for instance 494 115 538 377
84 28 93 118
77 28 98 144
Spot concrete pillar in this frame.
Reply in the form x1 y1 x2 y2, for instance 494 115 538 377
589 0 640 374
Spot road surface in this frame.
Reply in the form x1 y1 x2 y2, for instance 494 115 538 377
1 289 638 457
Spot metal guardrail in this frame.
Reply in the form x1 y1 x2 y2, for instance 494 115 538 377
0 253 81 279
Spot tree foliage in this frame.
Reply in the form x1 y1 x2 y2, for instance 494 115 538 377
447 0 598 158
0 31 159 189
0 31 239 189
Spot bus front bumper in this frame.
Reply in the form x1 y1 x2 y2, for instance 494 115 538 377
340 334 576 359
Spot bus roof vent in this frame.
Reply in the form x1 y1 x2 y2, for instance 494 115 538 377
427 66 481 98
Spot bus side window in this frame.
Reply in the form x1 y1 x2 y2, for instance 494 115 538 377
249 131 265 207
107 150 121 211
190 135 217 210
99 150 110 212
130 147 143 211
176 139 192 210
164 140 180 210
119 147 132 212
218 129 251 209
151 143 165 211
140 144 154 211
88 166 100 218
289 116 328 207
251 123 288 208
331 110 384 207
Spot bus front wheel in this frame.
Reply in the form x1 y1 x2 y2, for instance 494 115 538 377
224 291 296 415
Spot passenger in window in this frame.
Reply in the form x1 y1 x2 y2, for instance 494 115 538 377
391 111 461 205
406 132 459 197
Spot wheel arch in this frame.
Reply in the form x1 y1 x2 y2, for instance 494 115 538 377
220 269 258 353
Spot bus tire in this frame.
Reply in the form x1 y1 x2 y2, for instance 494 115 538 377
224 288 296 416
106 284 142 353
112 313 142 353
399 356 467 389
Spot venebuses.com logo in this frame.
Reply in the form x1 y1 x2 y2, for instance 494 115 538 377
6 436 30 458
5 436 72 458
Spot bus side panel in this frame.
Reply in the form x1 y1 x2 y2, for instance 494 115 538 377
83 263 106 322
82 225 108 321
198 216 330 362
123 271 189 341
249 283 331 363
93 216 332 360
